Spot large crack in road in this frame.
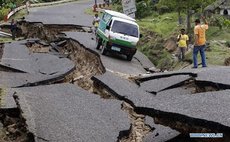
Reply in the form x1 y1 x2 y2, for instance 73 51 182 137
1 20 230 142
0 21 156 142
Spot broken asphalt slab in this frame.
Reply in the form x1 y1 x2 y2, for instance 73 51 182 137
31 53 74 75
8 84 130 142
1 41 32 73
138 66 230 86
0 66 74 88
92 71 230 133
0 40 75 87
144 116 180 142
63 31 154 74
1 41 75 75
92 71 154 106
140 75 192 93
195 66 230 86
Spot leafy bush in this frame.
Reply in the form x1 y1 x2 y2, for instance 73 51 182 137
136 1 152 18
209 15 230 30
223 19 230 28
158 5 170 14
0 7 10 20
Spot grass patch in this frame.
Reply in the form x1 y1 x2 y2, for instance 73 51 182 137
0 37 24 43
206 43 230 65
9 9 27 20
206 27 230 41
172 42 230 70
84 8 95 16
137 12 178 37
0 37 13 43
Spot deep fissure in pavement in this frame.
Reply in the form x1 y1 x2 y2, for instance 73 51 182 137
162 78 229 94
120 102 153 142
60 39 106 91
138 74 228 95
18 21 88 41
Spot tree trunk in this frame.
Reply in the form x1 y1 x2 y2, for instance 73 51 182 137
186 9 191 34
178 10 182 25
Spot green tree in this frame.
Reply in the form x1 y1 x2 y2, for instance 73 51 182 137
157 0 216 33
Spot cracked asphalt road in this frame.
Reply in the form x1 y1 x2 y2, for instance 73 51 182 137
25 0 154 75
26 0 95 26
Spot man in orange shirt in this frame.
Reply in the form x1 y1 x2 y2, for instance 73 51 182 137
193 16 208 68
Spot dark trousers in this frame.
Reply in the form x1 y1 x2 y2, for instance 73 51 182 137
178 47 186 60
11 29 16 40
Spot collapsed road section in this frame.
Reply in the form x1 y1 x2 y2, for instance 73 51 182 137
1 20 230 142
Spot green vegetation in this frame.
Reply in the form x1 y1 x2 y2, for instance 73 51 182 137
0 0 60 20
137 12 178 37
9 9 27 20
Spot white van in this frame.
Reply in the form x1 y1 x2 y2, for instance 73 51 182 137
96 10 141 61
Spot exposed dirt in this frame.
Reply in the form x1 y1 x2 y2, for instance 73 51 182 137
0 109 34 142
120 102 152 142
224 57 230 66
93 81 114 99
60 39 105 91
19 21 87 41
25 42 49 53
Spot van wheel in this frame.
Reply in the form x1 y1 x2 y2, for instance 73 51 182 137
127 54 133 61
96 37 102 50
101 45 107 55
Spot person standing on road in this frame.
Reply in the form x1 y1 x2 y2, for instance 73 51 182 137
10 19 17 40
177 28 189 61
92 13 100 34
26 0 30 14
193 16 208 68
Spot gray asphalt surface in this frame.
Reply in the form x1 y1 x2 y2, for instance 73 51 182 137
9 84 129 142
140 75 192 93
26 0 96 26
1 41 75 74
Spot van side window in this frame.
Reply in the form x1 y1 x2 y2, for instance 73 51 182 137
102 13 112 23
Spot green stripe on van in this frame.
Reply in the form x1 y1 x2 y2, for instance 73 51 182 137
110 38 134 48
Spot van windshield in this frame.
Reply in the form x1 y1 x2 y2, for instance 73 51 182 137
111 20 138 37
